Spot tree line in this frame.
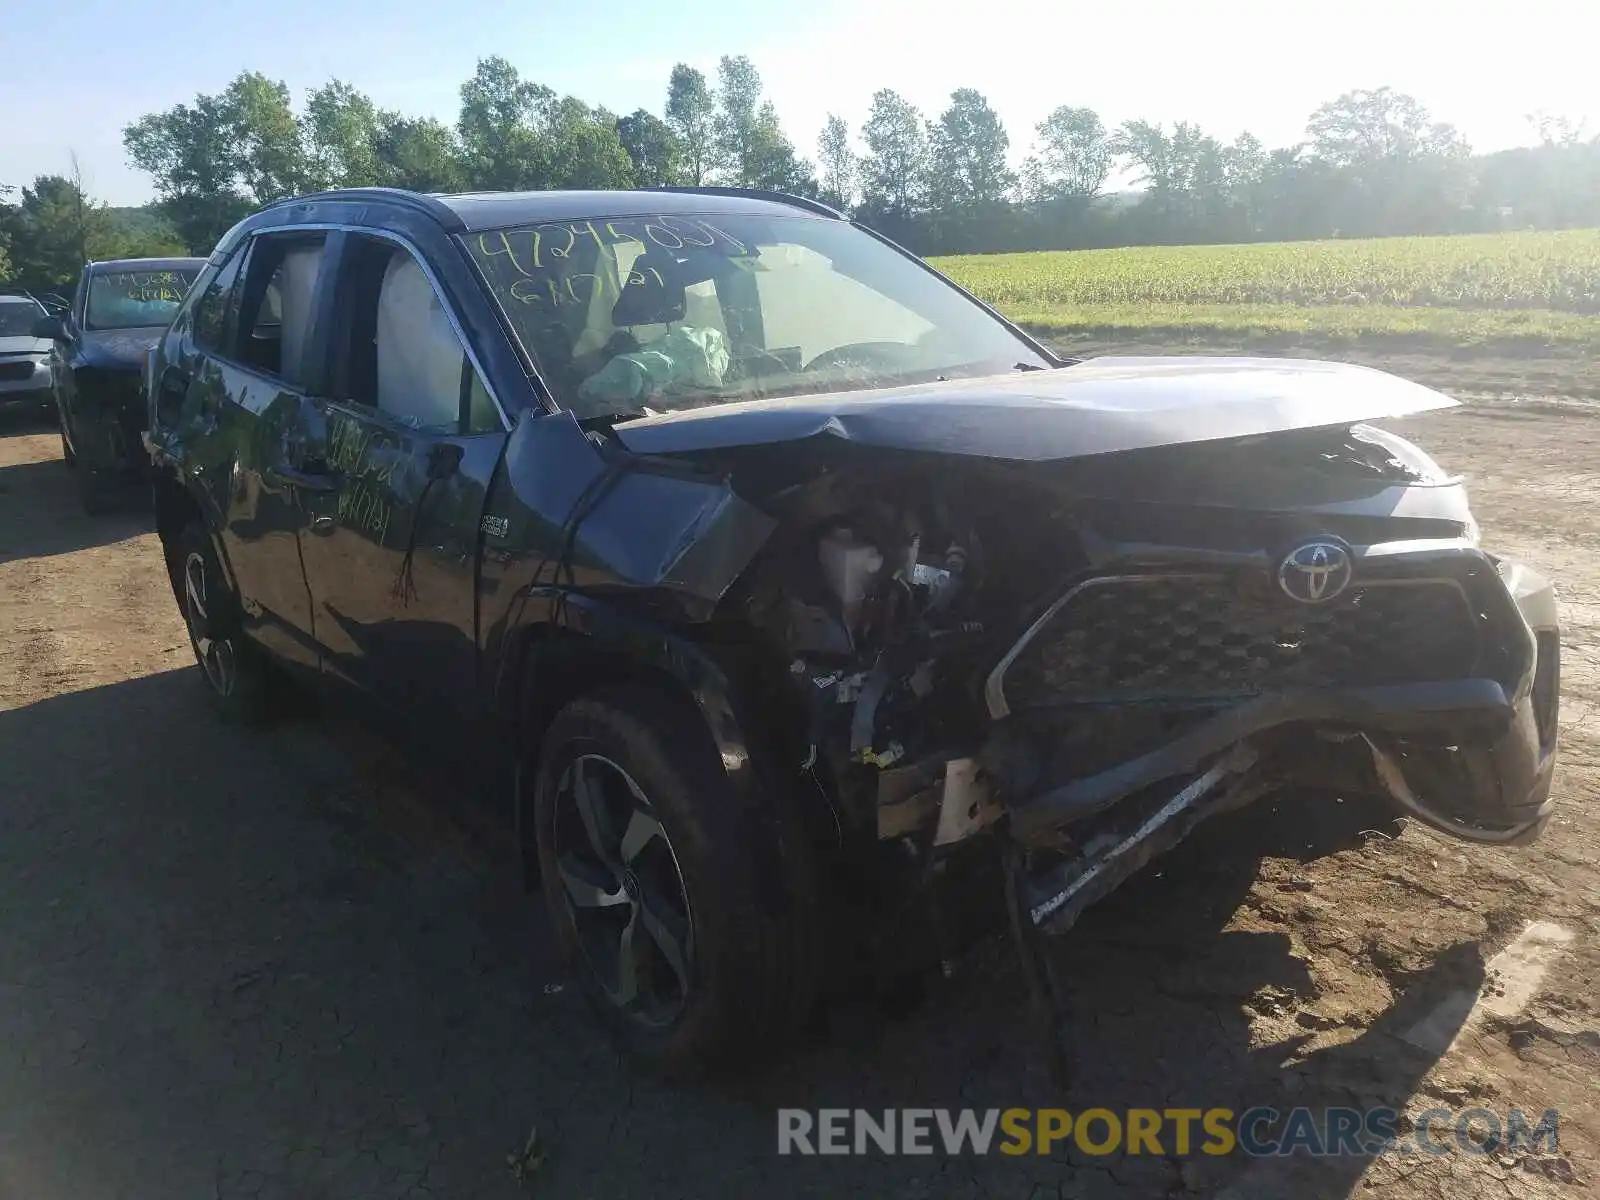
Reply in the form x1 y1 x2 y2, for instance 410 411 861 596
3 55 1598 294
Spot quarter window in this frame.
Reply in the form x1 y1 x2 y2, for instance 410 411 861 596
192 252 243 352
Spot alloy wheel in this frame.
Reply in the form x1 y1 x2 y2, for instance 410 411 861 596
183 550 237 698
552 753 694 1027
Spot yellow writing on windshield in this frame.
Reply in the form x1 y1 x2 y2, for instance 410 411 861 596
474 215 746 279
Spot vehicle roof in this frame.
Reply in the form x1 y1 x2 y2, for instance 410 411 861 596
85 257 207 274
434 188 841 232
253 186 843 235
0 294 42 306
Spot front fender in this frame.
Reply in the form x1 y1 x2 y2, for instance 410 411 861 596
503 591 755 784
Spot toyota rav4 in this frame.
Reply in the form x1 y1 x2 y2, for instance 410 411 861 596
143 186 1561 1075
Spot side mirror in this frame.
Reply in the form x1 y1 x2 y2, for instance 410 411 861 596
32 314 65 341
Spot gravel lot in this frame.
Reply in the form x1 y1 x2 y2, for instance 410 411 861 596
1 368 1595 1199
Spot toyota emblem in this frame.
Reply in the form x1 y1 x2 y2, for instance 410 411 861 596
1277 539 1353 603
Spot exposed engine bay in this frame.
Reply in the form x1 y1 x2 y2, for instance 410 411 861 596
682 417 1557 1072
706 417 1556 937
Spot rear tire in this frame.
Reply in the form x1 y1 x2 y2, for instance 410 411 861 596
530 684 820 1076
171 520 275 723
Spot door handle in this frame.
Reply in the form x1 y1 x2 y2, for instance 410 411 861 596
267 464 341 493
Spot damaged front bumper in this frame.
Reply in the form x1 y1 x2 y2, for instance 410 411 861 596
985 549 1560 939
68 366 152 477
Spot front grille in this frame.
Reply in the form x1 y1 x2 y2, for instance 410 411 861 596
0 360 34 382
1001 574 1480 708
79 366 142 404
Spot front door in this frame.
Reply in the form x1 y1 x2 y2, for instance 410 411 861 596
294 232 510 727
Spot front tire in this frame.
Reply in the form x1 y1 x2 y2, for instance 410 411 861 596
171 520 274 722
531 685 819 1076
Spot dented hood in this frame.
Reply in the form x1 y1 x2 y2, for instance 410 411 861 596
77 327 164 371
613 356 1458 463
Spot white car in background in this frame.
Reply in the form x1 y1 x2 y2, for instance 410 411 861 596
0 294 54 417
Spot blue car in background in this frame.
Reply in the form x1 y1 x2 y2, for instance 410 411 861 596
37 257 204 512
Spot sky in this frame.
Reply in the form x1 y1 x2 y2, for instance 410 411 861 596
5 0 1598 206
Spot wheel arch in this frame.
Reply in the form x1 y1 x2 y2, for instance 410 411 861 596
502 593 788 885
152 471 238 606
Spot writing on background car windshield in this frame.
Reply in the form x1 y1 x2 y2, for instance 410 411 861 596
100 271 192 304
90 270 197 327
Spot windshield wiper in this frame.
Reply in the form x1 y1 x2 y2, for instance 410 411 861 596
1013 361 1049 372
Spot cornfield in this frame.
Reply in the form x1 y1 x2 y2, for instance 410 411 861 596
932 229 1600 315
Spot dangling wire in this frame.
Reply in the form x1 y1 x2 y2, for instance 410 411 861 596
536 442 639 631
391 473 439 606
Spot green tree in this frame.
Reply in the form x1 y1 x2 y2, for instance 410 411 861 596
1022 106 1111 202
7 174 104 286
0 182 14 281
615 109 682 187
747 103 815 193
1307 87 1466 168
1305 87 1472 234
223 72 306 201
301 80 382 190
457 56 552 189
1112 119 1181 198
124 96 246 251
817 115 855 209
927 88 1015 211
372 115 467 192
712 55 762 185
665 65 715 186
124 72 306 251
539 96 637 189
859 89 928 219
0 164 175 291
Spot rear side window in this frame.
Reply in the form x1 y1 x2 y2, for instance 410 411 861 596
230 233 327 385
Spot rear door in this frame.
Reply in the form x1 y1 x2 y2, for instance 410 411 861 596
293 230 510 726
168 230 336 670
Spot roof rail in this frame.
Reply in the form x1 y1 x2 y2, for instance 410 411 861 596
258 187 463 231
641 186 845 220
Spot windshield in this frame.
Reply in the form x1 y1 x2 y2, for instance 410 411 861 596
0 301 41 338
85 268 200 331
464 213 1049 419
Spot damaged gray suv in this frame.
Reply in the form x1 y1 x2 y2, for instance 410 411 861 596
144 186 1560 1075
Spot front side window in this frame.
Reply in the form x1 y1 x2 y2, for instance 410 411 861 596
0 301 40 337
464 213 1048 419
84 268 200 331
325 235 500 435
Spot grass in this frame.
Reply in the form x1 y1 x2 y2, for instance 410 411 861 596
930 229 1600 350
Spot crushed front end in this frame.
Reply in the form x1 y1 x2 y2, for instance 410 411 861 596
714 417 1559 1018
67 361 155 479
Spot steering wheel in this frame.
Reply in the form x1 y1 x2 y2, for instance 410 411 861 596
730 344 796 381
802 341 915 374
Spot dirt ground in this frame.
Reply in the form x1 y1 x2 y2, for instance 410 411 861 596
1 347 1596 1199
